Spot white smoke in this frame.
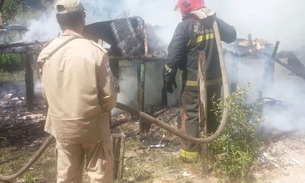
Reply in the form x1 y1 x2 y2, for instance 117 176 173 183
206 0 305 51
21 10 60 42
80 0 181 108
21 0 180 43
116 61 138 109
18 0 305 131
213 0 305 133
225 50 305 133
21 0 305 51
260 58 305 132
19 0 181 110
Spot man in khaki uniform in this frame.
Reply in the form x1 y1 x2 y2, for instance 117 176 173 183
37 0 118 182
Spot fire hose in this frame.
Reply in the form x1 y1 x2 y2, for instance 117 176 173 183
0 102 228 181
0 21 229 182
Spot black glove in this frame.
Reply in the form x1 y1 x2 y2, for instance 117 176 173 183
166 80 177 93
163 64 177 93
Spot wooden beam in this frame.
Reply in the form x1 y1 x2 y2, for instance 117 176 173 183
198 51 209 174
112 133 126 180
137 59 151 133
262 41 280 94
24 53 34 111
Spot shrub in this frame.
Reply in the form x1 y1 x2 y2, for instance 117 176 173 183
209 88 264 182
2 0 22 24
0 53 23 72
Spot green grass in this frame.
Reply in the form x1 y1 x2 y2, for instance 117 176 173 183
0 69 24 82
0 142 56 183
0 120 210 183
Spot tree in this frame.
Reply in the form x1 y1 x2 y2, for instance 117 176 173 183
1 0 53 24
1 0 22 24
20 0 54 11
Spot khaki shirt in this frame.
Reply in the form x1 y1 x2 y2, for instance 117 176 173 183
37 30 118 144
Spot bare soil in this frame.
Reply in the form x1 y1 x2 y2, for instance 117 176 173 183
1 81 305 183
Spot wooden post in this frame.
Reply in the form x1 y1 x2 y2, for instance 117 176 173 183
162 69 168 107
198 51 209 174
263 41 280 95
112 133 126 180
24 53 34 111
137 59 150 133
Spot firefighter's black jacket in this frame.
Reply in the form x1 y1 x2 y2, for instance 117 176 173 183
165 9 236 91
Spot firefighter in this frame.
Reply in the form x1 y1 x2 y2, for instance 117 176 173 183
37 0 119 182
164 0 236 162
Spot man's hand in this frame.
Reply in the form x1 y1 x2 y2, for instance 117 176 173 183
163 64 177 93
166 80 177 93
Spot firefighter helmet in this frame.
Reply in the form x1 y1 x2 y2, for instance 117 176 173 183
176 0 205 17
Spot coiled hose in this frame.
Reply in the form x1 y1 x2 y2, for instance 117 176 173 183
0 21 229 182
0 136 55 182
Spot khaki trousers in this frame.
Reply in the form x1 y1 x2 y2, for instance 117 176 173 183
56 138 114 183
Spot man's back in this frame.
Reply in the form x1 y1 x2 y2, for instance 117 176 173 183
39 34 103 119
37 30 117 144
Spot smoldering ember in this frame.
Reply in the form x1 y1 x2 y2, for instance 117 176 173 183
1 0 305 183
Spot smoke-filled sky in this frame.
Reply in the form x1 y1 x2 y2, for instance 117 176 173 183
21 0 305 51
207 0 305 50
20 0 305 132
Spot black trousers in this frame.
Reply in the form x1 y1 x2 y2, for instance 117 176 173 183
177 83 222 152
178 89 201 152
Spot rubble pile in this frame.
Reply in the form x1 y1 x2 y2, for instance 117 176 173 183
0 81 47 148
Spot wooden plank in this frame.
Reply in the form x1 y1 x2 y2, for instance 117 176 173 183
262 41 280 94
112 133 126 180
198 51 209 174
137 60 150 133
24 53 34 111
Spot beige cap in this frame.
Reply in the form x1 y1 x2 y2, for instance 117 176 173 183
54 0 85 14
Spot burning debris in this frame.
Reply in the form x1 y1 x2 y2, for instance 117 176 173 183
0 40 45 54
0 22 44 54
0 0 305 182
83 11 168 59
83 12 172 134
223 34 305 80
0 25 28 43
219 32 305 144
110 12 146 58
223 35 273 57
0 82 26 107
0 81 47 151
255 133 305 173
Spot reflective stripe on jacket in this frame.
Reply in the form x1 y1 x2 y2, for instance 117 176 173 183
165 7 236 90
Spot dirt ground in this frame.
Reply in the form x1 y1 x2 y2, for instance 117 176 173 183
1 81 305 183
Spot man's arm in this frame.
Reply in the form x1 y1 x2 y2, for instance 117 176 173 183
97 53 119 112
164 23 187 93
216 18 237 43
166 22 188 77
